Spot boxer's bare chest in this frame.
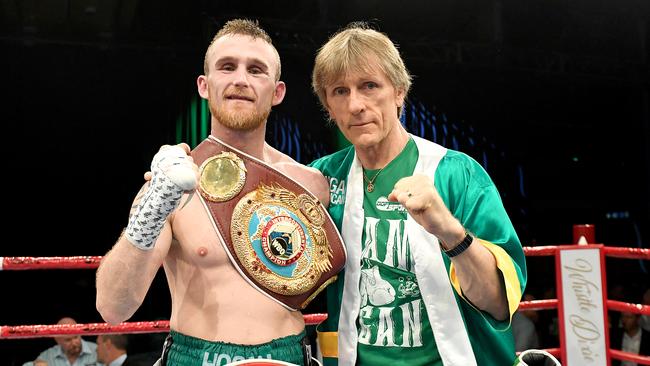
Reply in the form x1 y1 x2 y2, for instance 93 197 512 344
169 193 230 268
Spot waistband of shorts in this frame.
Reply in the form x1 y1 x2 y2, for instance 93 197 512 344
169 329 306 352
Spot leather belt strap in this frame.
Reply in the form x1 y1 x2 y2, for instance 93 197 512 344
191 136 346 310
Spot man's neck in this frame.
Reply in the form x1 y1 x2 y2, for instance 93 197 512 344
211 122 267 159
66 353 79 365
626 327 640 337
356 124 410 169
106 352 127 366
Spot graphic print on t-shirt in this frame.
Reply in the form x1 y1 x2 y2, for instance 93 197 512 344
355 139 437 365
358 214 426 348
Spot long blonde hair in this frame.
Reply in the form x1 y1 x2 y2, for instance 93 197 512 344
312 22 412 117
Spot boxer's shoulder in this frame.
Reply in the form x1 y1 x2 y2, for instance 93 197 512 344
263 144 329 205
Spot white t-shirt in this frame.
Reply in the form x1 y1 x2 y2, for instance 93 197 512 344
621 330 642 366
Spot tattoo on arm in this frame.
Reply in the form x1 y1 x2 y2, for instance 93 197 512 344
134 183 150 200
180 191 195 210
129 183 150 217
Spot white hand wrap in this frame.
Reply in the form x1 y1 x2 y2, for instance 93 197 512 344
125 146 196 250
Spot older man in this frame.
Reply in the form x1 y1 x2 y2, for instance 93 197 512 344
96 334 128 366
35 317 99 366
310 23 527 365
611 311 650 366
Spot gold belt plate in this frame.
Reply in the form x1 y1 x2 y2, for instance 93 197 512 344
231 183 333 296
199 152 247 202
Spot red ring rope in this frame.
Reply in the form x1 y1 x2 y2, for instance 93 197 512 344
522 246 559 256
2 246 646 270
2 244 649 364
0 314 328 340
603 246 650 260
517 299 558 311
522 246 650 259
607 300 650 315
609 350 650 364
0 256 102 270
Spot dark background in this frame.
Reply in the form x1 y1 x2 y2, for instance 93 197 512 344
1 0 649 363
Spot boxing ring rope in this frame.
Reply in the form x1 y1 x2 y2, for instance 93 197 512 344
521 244 650 365
523 246 650 260
0 246 639 270
518 299 650 316
0 314 329 340
0 256 102 270
2 244 649 365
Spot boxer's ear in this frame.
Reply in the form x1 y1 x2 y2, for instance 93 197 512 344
197 75 209 100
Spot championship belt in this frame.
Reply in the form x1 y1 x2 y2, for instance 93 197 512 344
191 136 346 311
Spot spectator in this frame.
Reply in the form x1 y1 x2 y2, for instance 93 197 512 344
96 334 127 366
537 287 559 348
520 293 540 324
35 317 98 366
512 294 540 352
610 311 650 366
639 288 650 332
609 283 628 331
512 311 540 352
22 361 48 366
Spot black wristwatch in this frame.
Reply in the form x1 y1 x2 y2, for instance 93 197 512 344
443 233 474 258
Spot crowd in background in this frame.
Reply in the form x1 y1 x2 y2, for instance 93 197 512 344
511 287 650 365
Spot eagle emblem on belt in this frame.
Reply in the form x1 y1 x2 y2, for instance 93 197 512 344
231 183 333 296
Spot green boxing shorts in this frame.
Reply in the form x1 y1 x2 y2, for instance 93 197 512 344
162 330 308 366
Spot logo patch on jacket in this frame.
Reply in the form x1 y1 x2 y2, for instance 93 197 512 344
328 177 346 205
376 196 406 212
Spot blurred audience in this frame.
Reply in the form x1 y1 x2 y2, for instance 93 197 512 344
537 287 559 348
639 288 650 332
96 334 127 366
609 283 628 331
34 317 99 366
22 360 49 366
512 293 541 352
610 311 650 366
